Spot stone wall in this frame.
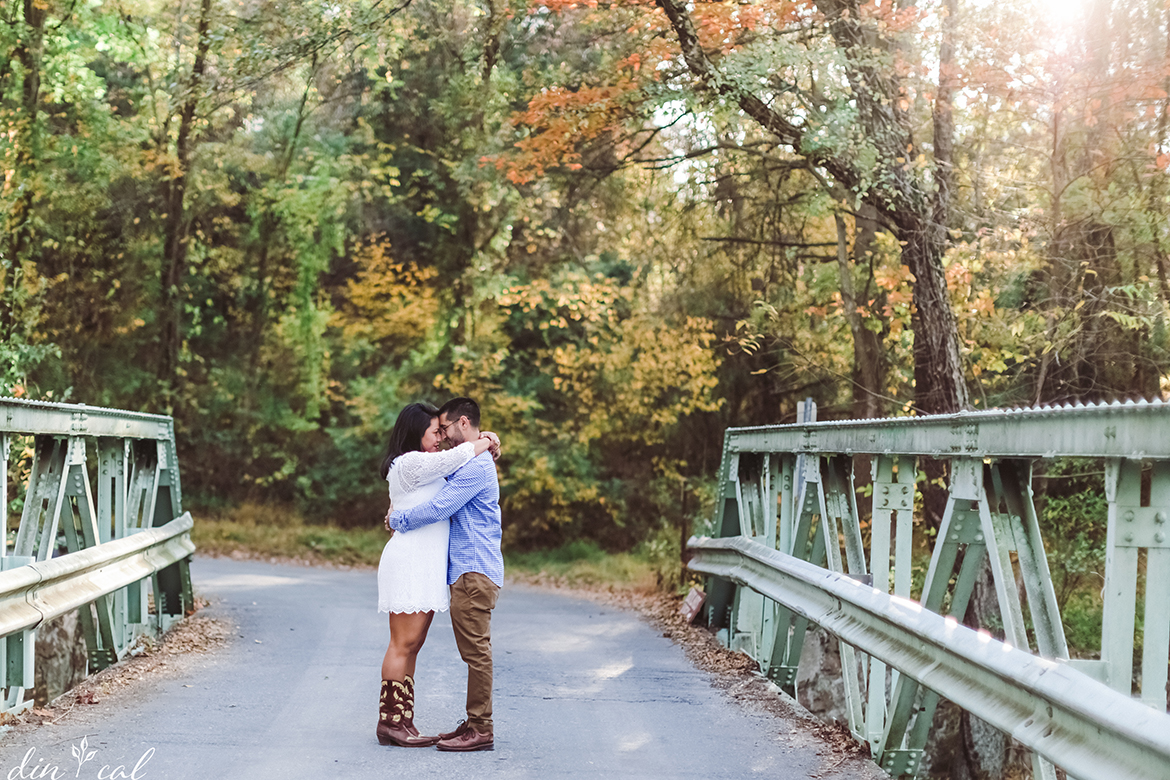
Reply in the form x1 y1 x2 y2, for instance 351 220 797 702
32 610 89 706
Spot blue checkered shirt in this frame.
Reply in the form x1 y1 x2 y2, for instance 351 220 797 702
387 452 504 587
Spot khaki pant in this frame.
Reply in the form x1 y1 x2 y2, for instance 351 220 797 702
449 572 500 734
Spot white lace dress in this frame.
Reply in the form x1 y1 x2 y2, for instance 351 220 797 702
378 442 477 613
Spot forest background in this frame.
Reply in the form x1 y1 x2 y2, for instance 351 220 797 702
3 0 1169 579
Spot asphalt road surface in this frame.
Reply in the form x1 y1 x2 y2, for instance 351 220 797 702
0 557 884 779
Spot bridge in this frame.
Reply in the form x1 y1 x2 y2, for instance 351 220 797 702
0 398 1168 779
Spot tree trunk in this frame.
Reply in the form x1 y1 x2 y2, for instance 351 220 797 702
835 214 887 419
900 214 969 416
159 0 214 388
917 0 967 418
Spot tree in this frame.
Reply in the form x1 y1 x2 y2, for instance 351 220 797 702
505 1 970 415
0 0 54 390
655 0 969 414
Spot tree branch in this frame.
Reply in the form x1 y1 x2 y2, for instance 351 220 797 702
701 237 838 248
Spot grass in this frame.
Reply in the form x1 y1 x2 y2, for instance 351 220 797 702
190 503 387 567
505 539 670 592
190 503 678 592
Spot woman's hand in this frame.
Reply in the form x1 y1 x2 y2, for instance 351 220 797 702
471 431 498 459
479 431 502 461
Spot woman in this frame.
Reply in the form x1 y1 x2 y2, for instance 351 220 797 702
375 402 499 747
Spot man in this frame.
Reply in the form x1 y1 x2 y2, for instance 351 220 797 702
386 397 502 752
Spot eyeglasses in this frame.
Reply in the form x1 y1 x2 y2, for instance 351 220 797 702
438 417 463 436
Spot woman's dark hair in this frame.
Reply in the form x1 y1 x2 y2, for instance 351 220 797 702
380 402 440 479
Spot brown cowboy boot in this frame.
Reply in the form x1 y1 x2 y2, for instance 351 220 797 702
402 675 439 745
376 679 437 747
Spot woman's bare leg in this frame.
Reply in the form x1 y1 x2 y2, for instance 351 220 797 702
382 611 435 681
404 611 435 679
377 611 440 746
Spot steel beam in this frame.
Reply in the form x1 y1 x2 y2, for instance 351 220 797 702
725 400 1170 459
1 398 172 439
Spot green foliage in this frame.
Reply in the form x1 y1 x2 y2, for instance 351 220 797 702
1032 458 1110 655
1061 592 1105 656
1034 459 1109 610
6 0 1170 577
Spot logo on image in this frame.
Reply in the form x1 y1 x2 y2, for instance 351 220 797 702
6 737 154 780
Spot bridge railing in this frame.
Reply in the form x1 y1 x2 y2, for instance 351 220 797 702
691 400 1170 780
1 398 195 714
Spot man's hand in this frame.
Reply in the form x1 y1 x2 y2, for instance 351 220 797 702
384 504 393 532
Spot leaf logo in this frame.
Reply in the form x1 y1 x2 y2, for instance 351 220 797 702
71 736 97 777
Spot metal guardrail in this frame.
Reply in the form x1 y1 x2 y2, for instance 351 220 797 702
0 514 195 637
1 398 195 713
695 400 1170 780
689 536 1170 780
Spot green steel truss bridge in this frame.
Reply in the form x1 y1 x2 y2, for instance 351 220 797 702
0 398 193 713
2 396 1169 780
691 399 1170 780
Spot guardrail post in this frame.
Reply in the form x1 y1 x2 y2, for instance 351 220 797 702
1 433 29 712
1143 462 1170 710
868 455 915 752
151 441 192 626
0 555 36 713
766 453 801 689
1098 458 1170 707
1102 459 1141 695
730 454 773 658
2 432 7 553
152 557 193 629
877 457 986 776
97 438 135 653
705 442 739 637
765 454 826 693
56 438 118 670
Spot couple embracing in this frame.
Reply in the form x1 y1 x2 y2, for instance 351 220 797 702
375 397 502 752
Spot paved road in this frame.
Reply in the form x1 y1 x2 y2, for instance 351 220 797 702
0 557 883 779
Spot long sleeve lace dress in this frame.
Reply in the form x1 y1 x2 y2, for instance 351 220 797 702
377 441 477 613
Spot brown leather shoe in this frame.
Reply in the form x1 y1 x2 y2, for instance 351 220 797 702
438 720 469 741
436 725 493 752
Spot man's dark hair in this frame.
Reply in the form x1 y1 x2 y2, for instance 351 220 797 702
438 397 480 428
380 402 440 479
